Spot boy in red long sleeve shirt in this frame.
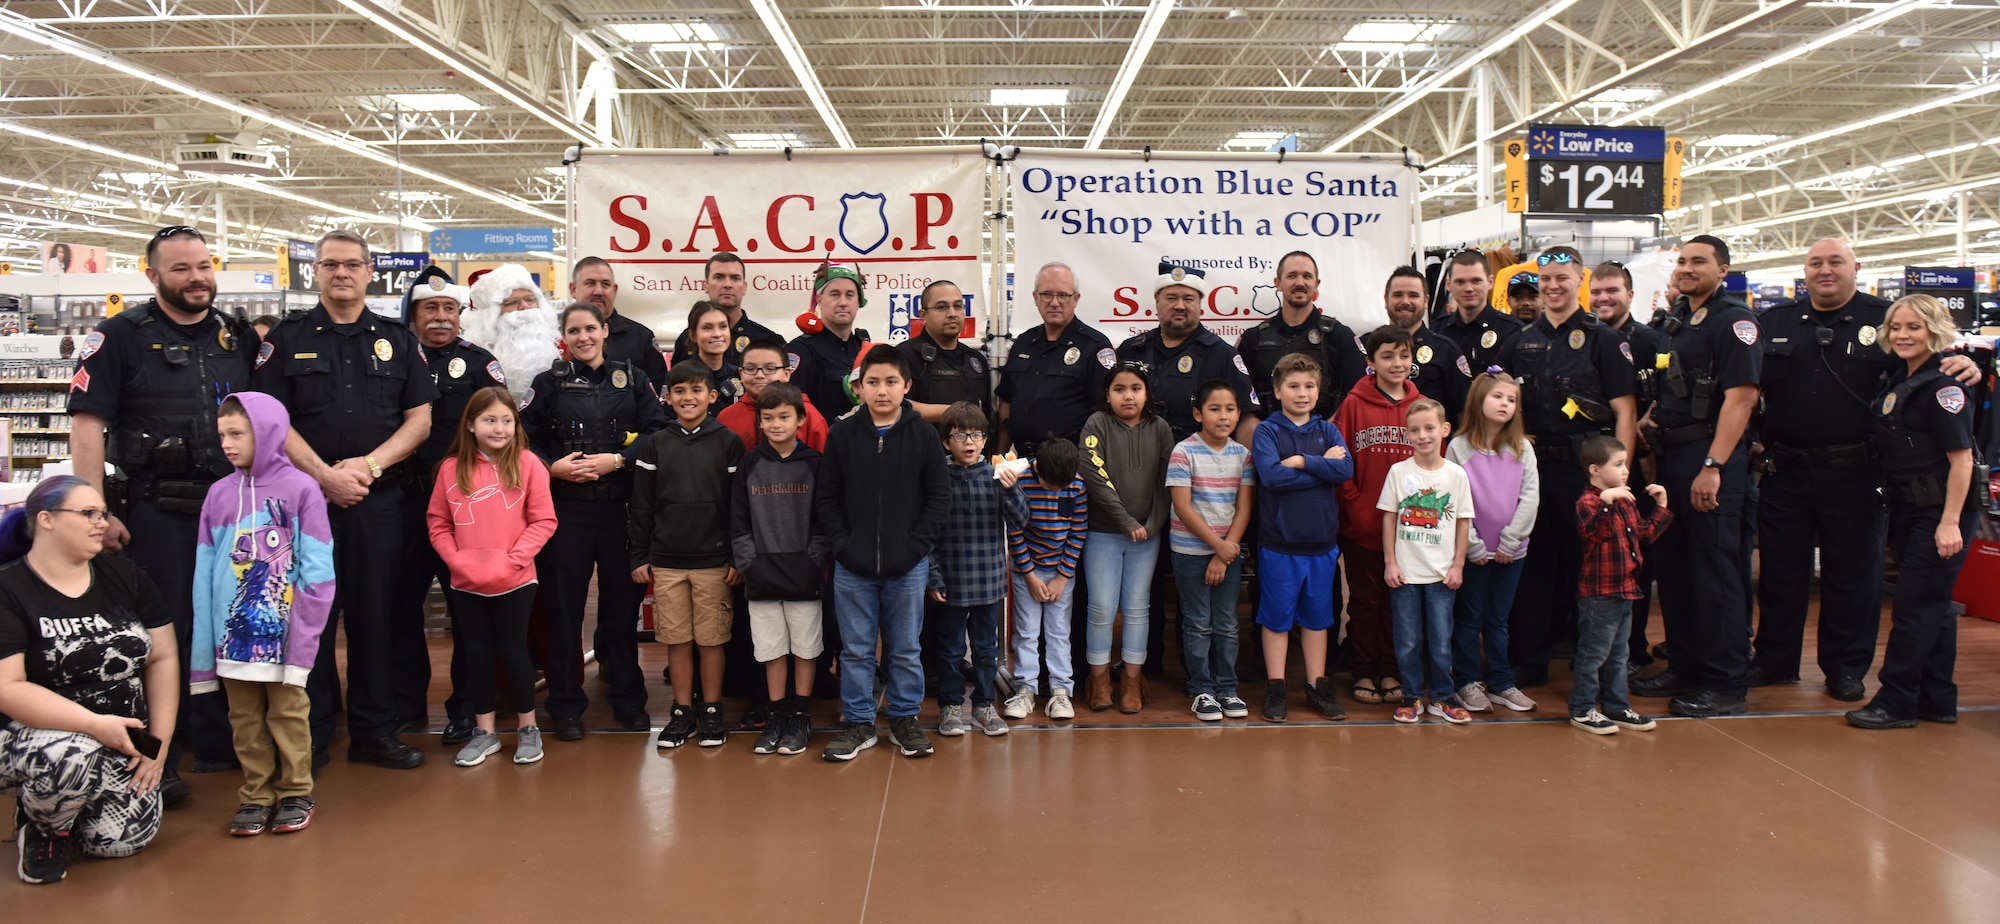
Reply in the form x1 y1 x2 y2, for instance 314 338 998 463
1571 436 1673 734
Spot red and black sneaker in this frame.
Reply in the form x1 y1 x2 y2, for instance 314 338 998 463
270 796 316 834
16 811 74 885
230 803 272 837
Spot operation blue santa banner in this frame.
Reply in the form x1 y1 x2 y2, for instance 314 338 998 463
429 227 556 254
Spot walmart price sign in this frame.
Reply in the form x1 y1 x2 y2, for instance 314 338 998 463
1525 125 1666 215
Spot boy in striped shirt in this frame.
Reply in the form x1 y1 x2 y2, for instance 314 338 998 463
1002 437 1089 721
1165 381 1257 721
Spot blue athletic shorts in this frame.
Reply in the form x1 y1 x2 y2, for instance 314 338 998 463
1256 547 1340 633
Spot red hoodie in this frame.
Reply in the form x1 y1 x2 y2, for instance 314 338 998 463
718 390 830 451
1334 376 1424 549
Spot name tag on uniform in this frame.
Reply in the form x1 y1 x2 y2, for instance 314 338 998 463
293 352 318 359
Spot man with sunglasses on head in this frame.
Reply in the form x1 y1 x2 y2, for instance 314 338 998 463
1118 262 1258 442
1495 246 1638 689
1434 249 1524 374
68 225 261 805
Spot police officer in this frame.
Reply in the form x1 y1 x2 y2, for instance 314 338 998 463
1847 294 1983 729
570 255 668 391
789 263 873 421
1117 263 1258 441
681 299 746 408
520 301 668 741
1236 251 1369 425
1385 266 1471 429
1749 240 1979 701
1630 236 1760 717
1434 249 1524 373
671 252 781 367
68 225 258 801
1495 246 1638 688
899 279 994 424
1590 261 1668 670
998 261 1115 455
254 230 436 769
395 268 504 746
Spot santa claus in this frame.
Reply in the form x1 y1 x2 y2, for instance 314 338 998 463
461 263 562 389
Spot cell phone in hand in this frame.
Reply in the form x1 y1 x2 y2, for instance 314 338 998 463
128 728 163 761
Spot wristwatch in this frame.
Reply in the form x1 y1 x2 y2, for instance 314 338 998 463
1702 456 1721 470
363 455 384 479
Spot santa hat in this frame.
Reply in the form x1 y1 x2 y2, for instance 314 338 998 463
468 263 549 315
401 265 467 321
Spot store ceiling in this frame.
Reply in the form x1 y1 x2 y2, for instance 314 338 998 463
2 0 1998 278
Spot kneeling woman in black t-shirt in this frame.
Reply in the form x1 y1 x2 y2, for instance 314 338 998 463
0 475 177 885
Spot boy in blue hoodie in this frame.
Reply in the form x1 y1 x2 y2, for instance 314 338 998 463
1251 353 1354 724
191 393 335 837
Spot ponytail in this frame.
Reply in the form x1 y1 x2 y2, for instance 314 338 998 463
0 475 91 566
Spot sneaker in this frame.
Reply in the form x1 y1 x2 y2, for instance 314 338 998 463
937 704 970 737
775 712 812 755
454 729 501 767
1046 689 1075 720
887 716 933 758
1606 709 1656 732
1262 679 1287 723
1457 682 1493 713
1191 693 1224 721
1212 694 1246 719
1002 687 1036 719
972 704 1009 736
822 722 879 761
656 705 696 749
513 726 544 764
1570 709 1618 735
1393 701 1424 724
270 796 316 834
17 817 73 884
229 803 271 837
695 703 727 747
1307 677 1347 720
1427 698 1472 724
1488 686 1537 712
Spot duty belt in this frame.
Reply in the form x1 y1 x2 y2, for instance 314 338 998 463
1765 440 1872 471
1658 423 1716 448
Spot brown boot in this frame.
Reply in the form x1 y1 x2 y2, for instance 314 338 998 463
1087 668 1114 711
1119 667 1146 714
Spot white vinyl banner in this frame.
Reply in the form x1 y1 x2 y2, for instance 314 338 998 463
573 149 987 345
1009 153 1418 344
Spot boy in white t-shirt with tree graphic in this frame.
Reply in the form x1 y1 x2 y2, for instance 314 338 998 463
1379 398 1475 725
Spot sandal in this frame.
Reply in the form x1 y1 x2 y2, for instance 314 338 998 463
1351 678 1383 705
1378 678 1405 704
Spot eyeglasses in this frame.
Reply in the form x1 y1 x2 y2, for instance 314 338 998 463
946 432 987 444
740 364 785 377
1536 252 1576 266
926 301 967 312
1033 291 1078 303
52 508 111 524
500 296 535 310
316 260 369 273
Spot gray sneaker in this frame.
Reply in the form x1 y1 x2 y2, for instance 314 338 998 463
936 704 970 737
454 730 500 767
513 726 543 764
972 704 1009 736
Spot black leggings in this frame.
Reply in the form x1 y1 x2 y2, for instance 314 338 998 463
450 585 540 717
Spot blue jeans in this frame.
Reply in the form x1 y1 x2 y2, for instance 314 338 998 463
1010 569 1075 695
1083 531 1162 666
933 601 1001 707
1391 582 1457 702
1171 552 1242 697
832 561 928 723
1570 596 1633 715
1453 558 1523 690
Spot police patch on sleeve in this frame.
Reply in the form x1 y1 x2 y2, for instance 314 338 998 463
76 331 104 362
1457 355 1472 377
1096 347 1116 369
518 386 534 410
787 351 802 372
1731 320 1758 345
1233 354 1249 376
69 368 90 393
1619 342 1634 364
486 360 505 384
1938 385 1967 414
255 341 275 369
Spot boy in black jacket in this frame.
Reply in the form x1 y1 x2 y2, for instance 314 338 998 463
630 362 747 749
732 384 828 756
816 345 953 761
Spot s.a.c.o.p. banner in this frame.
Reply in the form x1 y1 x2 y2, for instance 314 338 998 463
573 148 987 343
1009 152 1417 342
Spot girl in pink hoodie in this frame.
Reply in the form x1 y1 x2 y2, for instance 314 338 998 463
428 387 558 767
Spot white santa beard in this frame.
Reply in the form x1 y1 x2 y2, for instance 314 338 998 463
483 308 561 388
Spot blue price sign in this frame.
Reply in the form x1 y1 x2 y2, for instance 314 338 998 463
1527 125 1667 162
1904 266 1977 328
429 227 556 254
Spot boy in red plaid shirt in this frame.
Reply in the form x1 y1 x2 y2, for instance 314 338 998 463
1571 436 1673 734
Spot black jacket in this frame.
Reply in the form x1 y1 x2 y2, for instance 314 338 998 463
815 404 953 579
628 416 746 570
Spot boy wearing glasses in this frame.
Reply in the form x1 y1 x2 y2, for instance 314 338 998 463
928 402 1030 736
718 338 829 451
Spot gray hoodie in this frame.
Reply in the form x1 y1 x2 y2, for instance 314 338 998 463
1079 410 1174 537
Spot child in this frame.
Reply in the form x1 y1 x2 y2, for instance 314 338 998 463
1079 362 1174 714
929 402 1030 737
815 345 953 760
1252 354 1354 723
1572 436 1671 734
718 337 830 451
731 383 829 756
428 387 559 767
630 362 746 749
191 393 334 837
1445 370 1541 713
1002 438 1089 722
1334 325 1423 706
1380 399 1475 725
1165 380 1256 721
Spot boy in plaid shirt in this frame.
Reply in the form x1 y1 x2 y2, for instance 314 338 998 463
928 403 1030 737
1572 436 1673 734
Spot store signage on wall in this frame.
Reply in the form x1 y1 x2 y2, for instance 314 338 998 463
429 227 556 254
1525 124 1667 215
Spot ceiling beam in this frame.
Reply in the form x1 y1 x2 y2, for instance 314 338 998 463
1084 0 1174 149
743 0 853 148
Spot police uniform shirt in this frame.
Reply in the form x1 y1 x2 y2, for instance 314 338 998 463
897 334 993 415
1877 356 1977 485
1434 305 1525 374
67 300 259 480
252 304 437 464
670 313 782 367
1653 294 1761 430
415 338 506 466
603 310 669 395
1406 326 1472 428
1116 324 1258 440
686 358 745 406
997 319 1114 447
1757 293 1895 448
519 359 669 496
1495 308 1637 438
1236 308 1369 420
1613 315 1668 379
788 328 871 421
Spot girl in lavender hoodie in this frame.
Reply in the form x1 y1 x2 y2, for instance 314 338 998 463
1443 370 1541 714
428 387 557 767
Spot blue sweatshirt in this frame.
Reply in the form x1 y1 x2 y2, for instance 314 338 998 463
1252 412 1354 555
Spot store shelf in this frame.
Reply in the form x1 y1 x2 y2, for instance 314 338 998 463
0 409 66 414
0 380 74 386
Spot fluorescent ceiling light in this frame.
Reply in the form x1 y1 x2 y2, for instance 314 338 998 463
1223 130 1290 149
383 190 450 202
1592 87 1661 103
382 93 486 112
1424 164 1475 177
991 88 1069 107
1698 134 1781 147
728 132 805 149
610 22 721 50
100 171 172 186
1330 19 1452 51
1086 0 1176 149
744 0 852 148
